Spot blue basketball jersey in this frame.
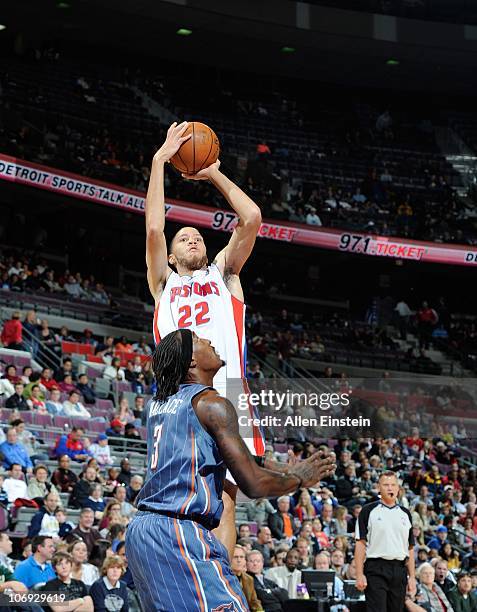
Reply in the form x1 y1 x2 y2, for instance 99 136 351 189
135 383 226 528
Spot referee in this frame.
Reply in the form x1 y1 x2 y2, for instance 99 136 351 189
355 471 416 611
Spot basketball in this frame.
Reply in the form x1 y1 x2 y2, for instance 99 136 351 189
170 121 220 174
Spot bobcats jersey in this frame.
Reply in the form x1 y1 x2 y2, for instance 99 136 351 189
153 263 264 457
136 383 226 528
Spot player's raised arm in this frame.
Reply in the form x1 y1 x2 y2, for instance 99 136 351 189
146 122 191 300
194 391 336 498
183 161 262 278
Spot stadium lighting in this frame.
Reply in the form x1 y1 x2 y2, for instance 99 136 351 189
0 24 6 31
386 59 400 66
281 46 296 53
177 28 192 36
56 2 71 7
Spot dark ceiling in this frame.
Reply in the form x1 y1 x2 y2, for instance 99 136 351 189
2 0 477 94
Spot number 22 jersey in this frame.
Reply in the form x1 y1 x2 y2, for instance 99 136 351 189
153 264 264 456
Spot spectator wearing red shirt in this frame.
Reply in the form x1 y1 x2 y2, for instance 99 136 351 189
406 427 424 452
54 427 91 462
417 301 439 350
115 336 133 352
1 312 23 350
3 365 21 384
40 368 59 392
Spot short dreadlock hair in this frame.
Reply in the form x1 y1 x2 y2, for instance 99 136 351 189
152 329 193 402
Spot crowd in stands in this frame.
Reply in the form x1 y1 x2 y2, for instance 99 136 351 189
226 434 477 611
1 54 476 245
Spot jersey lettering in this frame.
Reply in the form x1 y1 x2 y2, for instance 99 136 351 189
170 281 220 303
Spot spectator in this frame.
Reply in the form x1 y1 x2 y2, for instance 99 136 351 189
13 535 56 588
117 397 136 426
52 507 74 539
434 560 456 596
21 365 33 385
5 382 29 410
22 310 40 357
126 475 143 504
133 395 146 423
266 549 301 599
448 571 477 611
68 540 100 587
247 549 289 612
411 562 453 612
28 491 61 538
51 455 78 493
82 328 97 348
417 301 439 350
2 463 28 503
117 459 132 486
59 374 78 395
252 527 275 568
428 526 449 551
295 537 313 570
230 545 262 611
42 552 93 612
67 508 102 555
269 496 295 541
55 427 90 462
103 357 125 381
46 387 64 415
70 466 101 509
89 434 114 467
95 336 115 361
0 533 15 576
305 207 322 226
63 390 91 418
40 368 59 392
83 484 106 519
294 489 317 522
76 374 96 405
113 485 136 520
106 419 124 438
55 357 74 383
0 311 23 349
3 364 21 385
89 555 128 612
124 424 142 446
0 428 33 472
27 464 59 504
247 498 276 528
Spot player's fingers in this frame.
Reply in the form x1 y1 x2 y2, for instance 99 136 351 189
167 122 177 134
176 121 189 134
179 134 192 143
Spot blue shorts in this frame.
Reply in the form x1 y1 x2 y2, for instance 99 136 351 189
125 511 249 612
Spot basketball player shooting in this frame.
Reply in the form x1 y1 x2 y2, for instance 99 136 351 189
125 329 337 612
146 121 288 558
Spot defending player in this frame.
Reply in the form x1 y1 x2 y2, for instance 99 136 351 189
125 330 336 612
145 121 267 557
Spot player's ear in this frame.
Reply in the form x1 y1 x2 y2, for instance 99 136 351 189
168 253 177 266
189 357 197 369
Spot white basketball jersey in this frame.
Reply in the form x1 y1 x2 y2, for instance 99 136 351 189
153 264 264 457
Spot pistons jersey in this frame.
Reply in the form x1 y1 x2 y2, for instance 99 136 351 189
153 263 264 457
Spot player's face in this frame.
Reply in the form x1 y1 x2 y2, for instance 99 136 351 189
169 227 207 271
192 333 224 372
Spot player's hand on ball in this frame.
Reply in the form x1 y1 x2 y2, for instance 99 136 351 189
154 121 191 163
356 575 367 592
182 159 221 181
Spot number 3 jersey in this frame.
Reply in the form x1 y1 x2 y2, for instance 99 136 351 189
136 383 226 528
153 263 265 457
